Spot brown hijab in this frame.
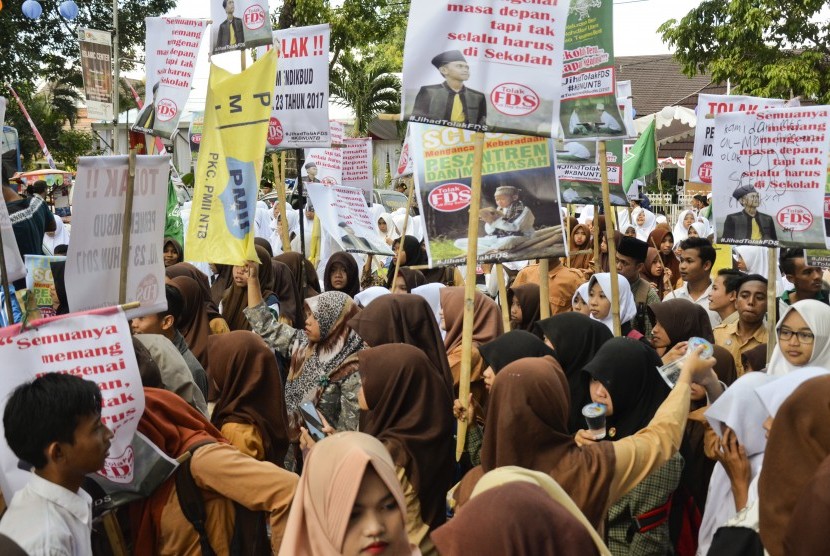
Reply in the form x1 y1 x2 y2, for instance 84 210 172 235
163 237 184 266
358 344 454 530
221 246 276 331
568 224 593 270
323 252 360 297
441 287 503 353
507 283 542 334
648 227 679 284
275 251 321 299
760 375 830 556
476 356 616 529
208 331 290 467
784 453 830 555
640 247 666 299
165 262 221 320
389 267 427 292
648 298 715 350
168 275 212 372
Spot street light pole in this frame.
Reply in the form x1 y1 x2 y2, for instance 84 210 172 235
112 0 120 154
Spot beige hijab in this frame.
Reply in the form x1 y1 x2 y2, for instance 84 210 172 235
134 334 208 417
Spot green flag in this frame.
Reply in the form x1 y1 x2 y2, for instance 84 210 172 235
622 119 657 193
165 179 184 245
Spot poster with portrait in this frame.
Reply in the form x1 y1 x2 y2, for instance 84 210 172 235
401 1 569 136
711 106 830 248
210 0 273 54
303 121 344 187
410 123 565 267
342 137 373 205
555 139 627 205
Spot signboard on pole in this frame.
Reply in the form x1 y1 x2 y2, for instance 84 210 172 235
394 126 413 178
303 121 344 186
210 0 273 55
556 139 627 205
343 137 373 204
79 28 114 121
65 155 171 318
24 255 65 318
188 111 204 159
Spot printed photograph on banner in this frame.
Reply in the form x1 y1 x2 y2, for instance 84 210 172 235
556 139 628 205
133 18 208 139
210 0 272 54
711 106 830 248
265 24 331 150
395 126 413 178
79 28 114 121
302 121 344 186
189 111 204 159
616 80 636 137
401 1 569 136
559 0 627 141
24 255 65 319
306 183 394 256
342 138 373 204
410 123 565 266
690 94 786 184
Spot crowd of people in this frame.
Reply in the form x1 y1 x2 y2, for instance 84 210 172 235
2 178 830 556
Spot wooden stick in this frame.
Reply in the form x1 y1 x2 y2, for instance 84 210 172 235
271 152 291 251
240 49 247 70
390 184 415 291
120 301 141 311
766 247 778 363
378 114 402 121
118 150 137 305
599 141 622 336
496 263 511 330
539 258 551 318
593 204 601 274
103 512 129 556
456 131 485 462
654 128 663 194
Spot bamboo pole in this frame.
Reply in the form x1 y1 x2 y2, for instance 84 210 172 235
456 131 485 461
240 49 247 70
390 184 415 291
593 204 601 274
103 513 128 556
654 129 663 194
118 150 137 304
766 248 778 363
539 258 551 318
496 263 510 330
271 153 291 251
599 142 622 336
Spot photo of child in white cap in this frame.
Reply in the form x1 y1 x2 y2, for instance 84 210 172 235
454 185 536 253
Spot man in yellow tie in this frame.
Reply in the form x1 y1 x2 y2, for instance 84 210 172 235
722 184 777 242
216 0 245 50
411 50 487 129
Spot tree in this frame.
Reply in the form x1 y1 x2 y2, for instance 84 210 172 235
329 51 401 137
659 1 830 102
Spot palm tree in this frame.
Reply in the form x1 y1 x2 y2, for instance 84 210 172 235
329 50 401 137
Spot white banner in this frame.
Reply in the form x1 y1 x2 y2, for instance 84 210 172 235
79 29 114 121
711 106 830 248
0 308 143 501
0 97 25 283
265 24 331 150
691 94 786 184
394 126 413 178
210 0 273 54
24 255 65 318
306 183 393 256
401 1 570 136
134 17 208 139
66 155 170 319
343 137 373 204
616 80 636 137
303 121 344 187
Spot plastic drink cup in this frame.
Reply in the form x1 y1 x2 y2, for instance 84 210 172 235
582 403 607 440
658 337 714 388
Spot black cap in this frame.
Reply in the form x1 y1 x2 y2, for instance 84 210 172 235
732 184 757 200
617 236 648 263
304 161 317 170
431 50 466 69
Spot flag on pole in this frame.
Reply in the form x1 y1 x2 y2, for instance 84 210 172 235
622 119 657 194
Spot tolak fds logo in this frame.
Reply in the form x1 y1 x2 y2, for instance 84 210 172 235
429 183 471 212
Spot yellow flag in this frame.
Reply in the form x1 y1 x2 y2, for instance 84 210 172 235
185 49 277 265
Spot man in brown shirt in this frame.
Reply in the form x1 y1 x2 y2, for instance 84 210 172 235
713 274 769 375
513 257 586 315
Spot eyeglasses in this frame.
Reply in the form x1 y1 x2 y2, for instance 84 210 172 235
777 327 815 344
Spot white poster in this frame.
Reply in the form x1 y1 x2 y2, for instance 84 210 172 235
0 308 144 501
711 106 830 248
401 1 570 136
24 255 65 318
133 17 208 139
306 183 393 256
65 155 170 319
616 80 636 137
265 24 331 150
303 121 344 186
394 126 413 178
210 0 273 54
79 28 114 121
343 137 373 204
690 94 786 184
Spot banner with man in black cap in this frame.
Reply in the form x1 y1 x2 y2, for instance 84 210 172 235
411 51 487 128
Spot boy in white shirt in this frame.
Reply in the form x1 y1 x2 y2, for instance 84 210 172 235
0 374 113 555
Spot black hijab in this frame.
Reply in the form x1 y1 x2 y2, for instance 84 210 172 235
478 330 555 375
49 260 70 315
535 313 613 433
323 252 360 297
583 338 670 440
398 235 428 267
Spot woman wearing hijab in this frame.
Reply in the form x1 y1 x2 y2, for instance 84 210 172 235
741 343 767 373
275 252 321 300
440 287 503 404
673 210 696 247
43 214 70 254
783 453 830 555
571 282 591 315
133 333 209 416
388 267 426 293
353 286 389 308
648 227 680 289
254 238 304 326
411 283 445 335
162 237 184 267
507 283 542 334
641 247 672 300
568 223 594 271
479 330 556 392
632 207 657 242
392 235 428 268
697 372 773 555
323 252 360 297
686 221 708 240
168 276 213 372
208 330 290 467
648 298 714 361
455 350 719 532
221 245 279 332
378 212 400 245
586 273 638 335
767 299 830 376
358 344 454 554
535 312 613 433
279 432 418 556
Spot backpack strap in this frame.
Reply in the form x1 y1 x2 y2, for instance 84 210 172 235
175 441 218 556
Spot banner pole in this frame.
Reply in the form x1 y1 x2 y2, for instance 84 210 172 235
593 204 601 274
654 130 663 194
496 263 510 330
118 149 137 305
271 153 291 251
390 184 415 291
456 131 485 462
240 49 247 71
538 258 551 319
599 141 622 336
766 247 778 363
295 148 307 291
0 226 14 323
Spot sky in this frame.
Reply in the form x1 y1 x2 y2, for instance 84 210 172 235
152 0 706 115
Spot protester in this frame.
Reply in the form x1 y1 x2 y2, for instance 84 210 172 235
586 273 637 335
632 207 657 242
648 227 680 287
568 223 593 271
713 274 769 375
411 283 445 337
672 210 696 247
617 236 660 338
162 237 184 267
777 248 828 319
506 283 541 334
641 247 671 300
673 237 720 327
391 235 428 268
165 261 228 334
275 251 321 299
708 269 742 327
255 237 304 326
648 298 714 362
322 252 361 297
353 285 390 308
513 256 584 315
388 267 426 293
134 334 209 416
571 282 591 315
3 183 55 288
478 330 556 392
42 214 70 255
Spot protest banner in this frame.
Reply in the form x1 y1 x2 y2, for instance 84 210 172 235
265 24 331 150
343 137 373 204
210 0 272 54
0 307 144 501
24 255 65 318
401 1 569 136
616 79 636 137
79 28 114 121
133 17 208 139
556 138 627 205
394 126 413 178
185 49 277 265
306 183 393 256
805 249 830 269
65 155 170 319
690 94 786 184
559 0 627 141
188 110 204 159
711 106 830 248
303 120 344 187
410 123 565 266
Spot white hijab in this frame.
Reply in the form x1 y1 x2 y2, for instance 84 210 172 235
757 366 830 419
379 212 400 241
587 272 637 332
354 286 390 308
733 245 768 276
578 204 595 226
269 206 299 255
632 207 656 242
767 299 830 376
412 283 446 339
43 214 70 253
673 210 696 246
572 281 590 307
254 200 273 240
688 222 709 240
698 372 774 554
